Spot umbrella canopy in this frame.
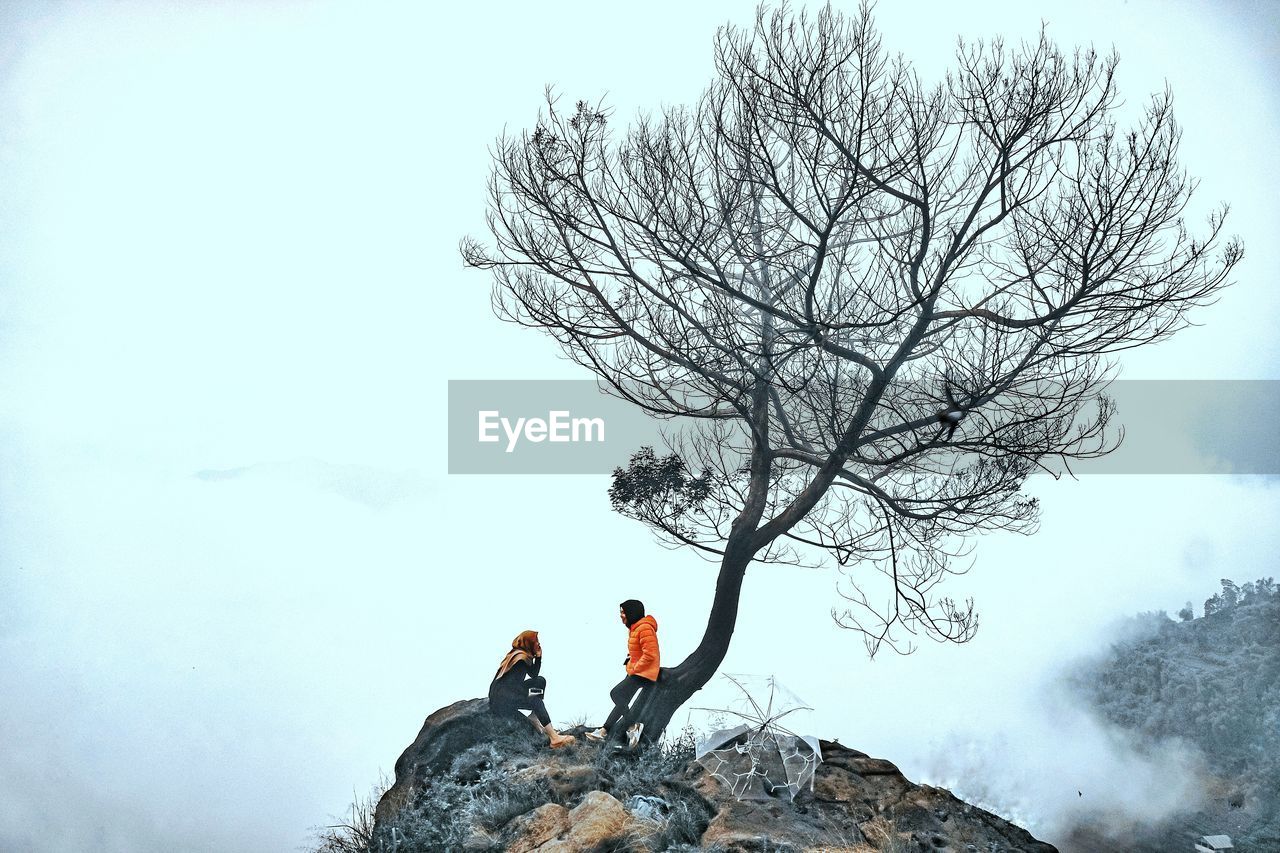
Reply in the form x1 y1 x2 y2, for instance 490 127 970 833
693 675 824 802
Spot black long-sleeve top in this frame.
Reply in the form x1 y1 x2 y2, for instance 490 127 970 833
488 655 541 706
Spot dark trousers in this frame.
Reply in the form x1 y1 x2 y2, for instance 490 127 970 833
490 675 551 727
603 674 651 731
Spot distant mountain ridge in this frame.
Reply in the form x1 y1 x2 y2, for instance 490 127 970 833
1062 579 1279 851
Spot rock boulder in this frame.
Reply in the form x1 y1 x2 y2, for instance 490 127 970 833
370 700 1060 852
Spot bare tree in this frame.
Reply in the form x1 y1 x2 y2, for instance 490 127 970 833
461 3 1241 740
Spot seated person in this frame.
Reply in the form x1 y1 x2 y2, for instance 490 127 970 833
488 630 575 749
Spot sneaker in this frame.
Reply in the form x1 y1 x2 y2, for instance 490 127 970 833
549 733 576 749
626 723 644 749
584 727 608 742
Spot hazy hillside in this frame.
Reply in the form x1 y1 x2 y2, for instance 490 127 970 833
1063 578 1280 851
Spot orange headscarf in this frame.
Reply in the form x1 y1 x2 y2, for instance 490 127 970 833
493 630 540 680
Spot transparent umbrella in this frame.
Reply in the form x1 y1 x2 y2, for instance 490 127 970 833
692 674 823 802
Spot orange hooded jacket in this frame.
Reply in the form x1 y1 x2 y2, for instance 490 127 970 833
625 615 660 681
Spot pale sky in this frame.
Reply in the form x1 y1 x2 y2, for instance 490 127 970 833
0 1 1276 851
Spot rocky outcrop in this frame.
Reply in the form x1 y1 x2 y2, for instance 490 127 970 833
371 699 1059 852
504 803 570 852
373 697 497 829
689 740 1058 852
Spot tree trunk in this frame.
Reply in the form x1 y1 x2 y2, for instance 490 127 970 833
627 548 752 742
627 210 775 743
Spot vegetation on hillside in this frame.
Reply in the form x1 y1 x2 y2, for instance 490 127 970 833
1066 577 1279 849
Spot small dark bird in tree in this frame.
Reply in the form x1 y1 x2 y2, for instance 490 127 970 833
1078 790 1083 797
936 381 970 441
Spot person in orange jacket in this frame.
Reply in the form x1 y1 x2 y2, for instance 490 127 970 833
585 599 659 747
